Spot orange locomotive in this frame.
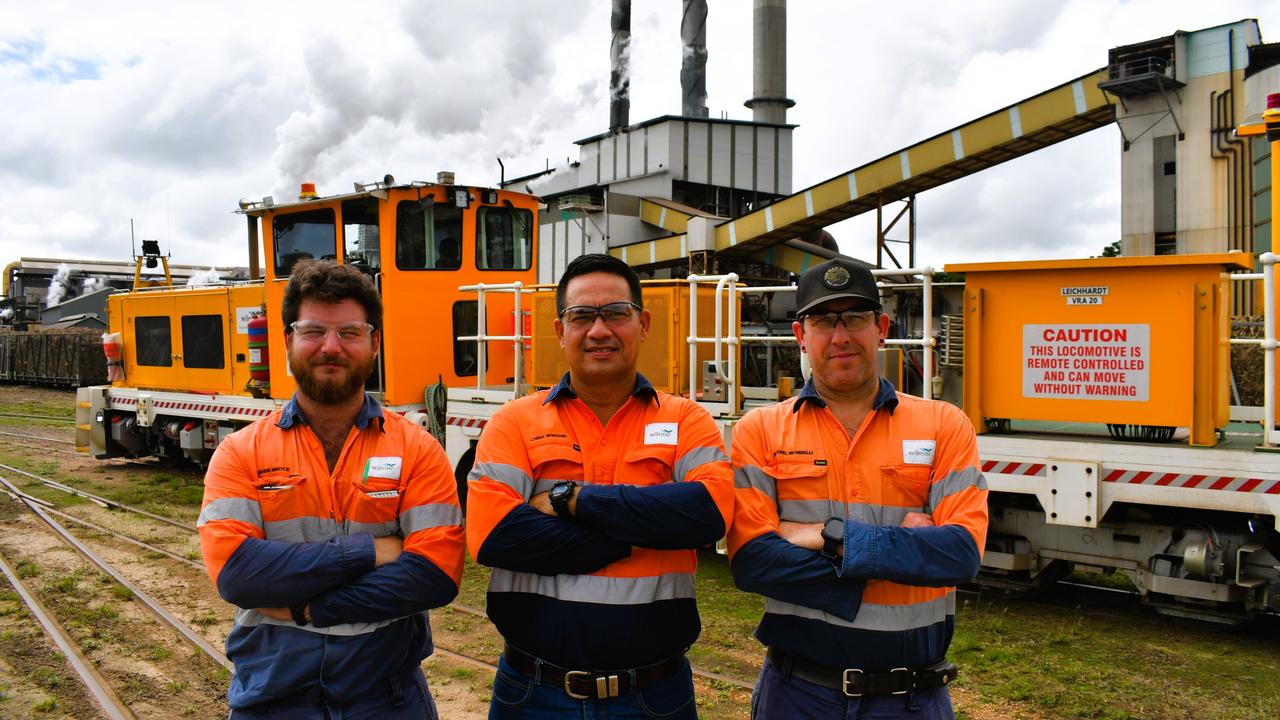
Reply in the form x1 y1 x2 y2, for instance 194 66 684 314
77 174 539 466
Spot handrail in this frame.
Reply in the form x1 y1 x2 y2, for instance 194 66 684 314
456 281 526 396
686 267 937 416
1230 253 1277 447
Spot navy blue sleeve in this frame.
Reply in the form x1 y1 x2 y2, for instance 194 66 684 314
730 533 863 620
840 521 982 586
216 533 375 608
476 504 632 575
573 482 725 549
309 552 457 626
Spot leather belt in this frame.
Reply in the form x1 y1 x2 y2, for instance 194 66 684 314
767 647 958 698
502 644 686 700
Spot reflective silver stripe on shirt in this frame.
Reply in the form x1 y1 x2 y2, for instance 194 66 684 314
345 519 400 537
674 446 728 484
734 465 777 502
263 516 341 543
764 591 956 632
488 568 696 605
401 503 462 535
234 607 403 636
197 497 263 529
929 467 987 510
778 499 920 526
470 462 534 500
532 478 589 495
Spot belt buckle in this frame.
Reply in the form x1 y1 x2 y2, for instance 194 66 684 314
888 667 913 695
841 668 864 697
563 670 620 700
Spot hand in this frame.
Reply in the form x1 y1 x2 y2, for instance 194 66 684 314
255 606 292 622
901 512 934 528
373 535 404 567
777 521 824 551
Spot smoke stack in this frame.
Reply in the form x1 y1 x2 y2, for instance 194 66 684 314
744 0 794 124
681 0 709 118
610 0 631 132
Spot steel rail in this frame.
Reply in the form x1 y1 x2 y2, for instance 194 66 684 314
0 429 75 445
0 436 82 456
0 473 232 672
0 412 75 423
0 461 197 532
0 550 139 720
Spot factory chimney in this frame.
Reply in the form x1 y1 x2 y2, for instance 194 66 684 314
681 0 709 117
744 0 794 124
610 0 631 132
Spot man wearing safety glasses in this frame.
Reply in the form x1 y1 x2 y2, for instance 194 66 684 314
727 257 988 719
467 253 733 719
199 259 463 719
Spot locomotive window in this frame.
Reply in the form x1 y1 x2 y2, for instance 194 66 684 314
181 315 224 369
476 207 532 271
452 300 486 377
395 200 462 270
273 208 337 276
342 198 381 275
135 316 172 367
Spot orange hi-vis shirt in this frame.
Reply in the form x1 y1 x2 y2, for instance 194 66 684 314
728 378 988 671
198 395 463 709
466 373 734 669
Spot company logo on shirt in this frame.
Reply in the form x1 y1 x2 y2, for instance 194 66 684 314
902 440 935 465
644 422 679 445
364 456 403 483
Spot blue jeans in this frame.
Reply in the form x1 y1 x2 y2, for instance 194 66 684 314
488 654 697 719
751 656 954 720
228 668 437 720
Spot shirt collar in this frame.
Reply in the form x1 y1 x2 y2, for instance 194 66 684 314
543 372 660 406
793 376 899 415
278 393 386 431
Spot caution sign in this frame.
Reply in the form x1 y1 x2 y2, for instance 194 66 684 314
1022 324 1149 401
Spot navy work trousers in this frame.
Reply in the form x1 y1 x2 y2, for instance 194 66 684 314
228 667 437 720
488 654 697 719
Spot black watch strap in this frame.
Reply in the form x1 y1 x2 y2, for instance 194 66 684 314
550 481 576 518
290 603 309 626
821 518 844 559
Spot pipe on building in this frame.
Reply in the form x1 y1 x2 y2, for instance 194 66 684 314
610 0 631 133
744 0 794 124
681 0 709 118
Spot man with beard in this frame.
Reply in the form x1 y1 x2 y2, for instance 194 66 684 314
199 260 463 719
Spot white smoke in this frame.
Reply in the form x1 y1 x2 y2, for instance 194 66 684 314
45 263 72 307
0 307 13 321
81 276 107 293
186 267 223 286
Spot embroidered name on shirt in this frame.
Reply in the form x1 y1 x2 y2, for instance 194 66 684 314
644 422 678 445
773 449 814 456
902 440 936 466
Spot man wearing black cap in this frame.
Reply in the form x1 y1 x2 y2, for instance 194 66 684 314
726 258 989 719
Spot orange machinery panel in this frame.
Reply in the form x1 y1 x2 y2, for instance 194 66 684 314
528 280 737 398
945 253 1253 447
109 283 267 396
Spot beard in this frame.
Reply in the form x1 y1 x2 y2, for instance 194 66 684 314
290 351 376 405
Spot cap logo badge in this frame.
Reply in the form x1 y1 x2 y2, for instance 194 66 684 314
823 266 851 290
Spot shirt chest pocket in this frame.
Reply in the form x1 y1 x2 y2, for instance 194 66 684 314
345 476 403 537
766 461 830 524
254 475 311 541
881 464 933 509
621 444 678 486
527 442 583 497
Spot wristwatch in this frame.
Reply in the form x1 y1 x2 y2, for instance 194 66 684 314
821 517 844 559
549 481 577 518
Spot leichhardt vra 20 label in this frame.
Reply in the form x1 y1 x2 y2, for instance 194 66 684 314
1022 324 1150 401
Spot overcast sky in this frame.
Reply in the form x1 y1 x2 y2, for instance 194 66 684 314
1 1 1277 273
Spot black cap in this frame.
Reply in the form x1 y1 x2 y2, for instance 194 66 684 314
795 258 881 316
